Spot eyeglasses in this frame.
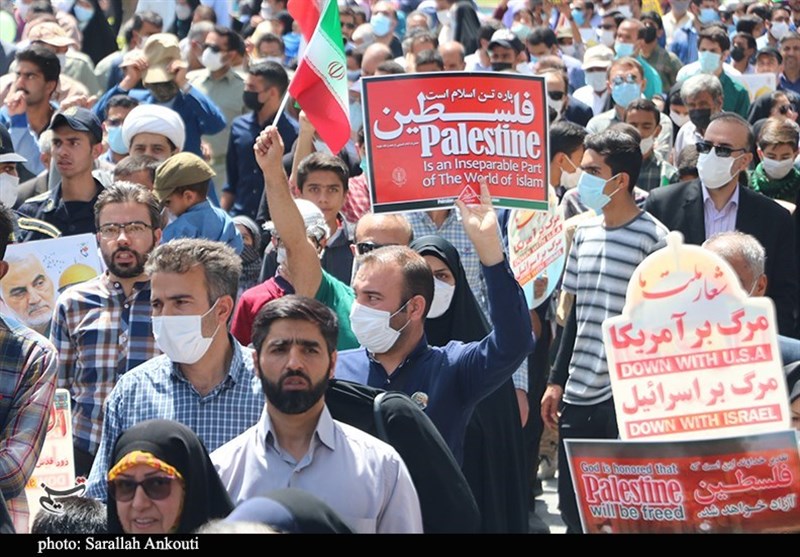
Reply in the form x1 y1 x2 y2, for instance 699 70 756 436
695 141 748 158
778 104 796 115
548 91 565 101
108 476 180 502
356 241 389 255
98 221 153 239
610 74 638 86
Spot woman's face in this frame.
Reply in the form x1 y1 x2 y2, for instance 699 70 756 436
423 255 456 286
113 464 185 534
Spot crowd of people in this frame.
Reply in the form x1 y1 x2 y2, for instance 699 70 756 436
1 0 800 536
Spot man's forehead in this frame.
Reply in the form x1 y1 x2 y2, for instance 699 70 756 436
705 121 746 144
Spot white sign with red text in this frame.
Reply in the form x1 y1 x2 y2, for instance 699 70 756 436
602 232 789 441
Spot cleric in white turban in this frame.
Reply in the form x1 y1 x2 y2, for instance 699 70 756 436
121 104 186 159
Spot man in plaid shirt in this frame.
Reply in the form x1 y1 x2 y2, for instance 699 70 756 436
50 183 163 477
0 204 58 533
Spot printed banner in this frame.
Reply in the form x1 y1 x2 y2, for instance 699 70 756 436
362 72 549 213
565 431 800 533
26 389 84 531
0 233 102 337
732 73 777 103
508 192 566 308
602 232 789 441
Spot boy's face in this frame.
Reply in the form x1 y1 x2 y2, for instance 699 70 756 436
300 170 346 226
163 190 193 216
760 142 798 162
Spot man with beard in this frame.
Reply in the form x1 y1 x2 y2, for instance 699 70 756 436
50 182 164 477
0 253 56 336
211 295 423 534
84 238 265 502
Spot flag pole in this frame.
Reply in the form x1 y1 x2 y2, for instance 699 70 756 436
272 91 292 127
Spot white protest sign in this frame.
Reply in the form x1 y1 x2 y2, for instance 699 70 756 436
603 232 789 441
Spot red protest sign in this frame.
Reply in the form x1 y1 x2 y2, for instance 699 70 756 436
566 431 800 534
361 72 549 213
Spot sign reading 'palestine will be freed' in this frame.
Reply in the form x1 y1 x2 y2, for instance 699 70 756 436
361 72 549 214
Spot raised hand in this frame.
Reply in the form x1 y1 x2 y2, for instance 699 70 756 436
254 126 286 175
454 180 504 266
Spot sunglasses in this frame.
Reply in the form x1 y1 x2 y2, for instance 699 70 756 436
204 44 224 53
108 476 180 502
779 104 796 115
356 241 389 255
548 91 565 101
695 141 748 158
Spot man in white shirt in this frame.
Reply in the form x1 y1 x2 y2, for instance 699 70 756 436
211 294 423 534
573 45 614 116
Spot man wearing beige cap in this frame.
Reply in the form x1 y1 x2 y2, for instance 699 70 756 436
154 152 243 253
573 45 614 117
92 33 226 160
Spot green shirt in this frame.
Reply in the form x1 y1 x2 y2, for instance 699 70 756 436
315 269 360 350
719 72 751 119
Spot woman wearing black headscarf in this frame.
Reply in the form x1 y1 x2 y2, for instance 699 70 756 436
170 0 201 40
71 0 118 65
410 235 528 534
106 419 233 534
451 1 481 55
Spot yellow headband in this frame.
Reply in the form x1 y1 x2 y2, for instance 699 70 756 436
108 450 184 483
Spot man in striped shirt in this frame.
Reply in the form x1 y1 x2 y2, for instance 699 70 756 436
541 125 669 533
50 183 164 478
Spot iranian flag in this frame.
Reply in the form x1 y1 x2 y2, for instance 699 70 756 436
288 0 350 154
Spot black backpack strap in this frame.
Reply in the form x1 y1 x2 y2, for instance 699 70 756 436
372 391 389 442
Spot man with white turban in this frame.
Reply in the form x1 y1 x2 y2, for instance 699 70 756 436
121 103 185 162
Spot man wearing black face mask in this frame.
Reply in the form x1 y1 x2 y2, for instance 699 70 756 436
487 29 526 73
673 74 724 162
639 12 682 94
731 32 757 75
92 34 226 162
221 61 297 221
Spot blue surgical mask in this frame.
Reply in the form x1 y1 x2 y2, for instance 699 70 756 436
699 8 719 24
615 41 635 58
611 81 641 108
572 9 585 25
511 22 531 40
371 13 392 37
577 171 621 212
106 125 128 155
529 55 539 67
698 50 721 74
73 4 94 23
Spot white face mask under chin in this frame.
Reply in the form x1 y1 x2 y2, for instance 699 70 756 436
152 300 221 364
427 279 455 319
0 173 19 207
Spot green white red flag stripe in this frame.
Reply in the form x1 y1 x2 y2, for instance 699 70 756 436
287 0 350 154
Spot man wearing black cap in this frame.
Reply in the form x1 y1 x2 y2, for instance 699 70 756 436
16 107 105 241
487 29 527 73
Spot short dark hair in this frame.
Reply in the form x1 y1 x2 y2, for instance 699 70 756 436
296 152 349 192
585 125 642 192
550 121 588 161
105 95 140 119
736 14 762 35
214 25 246 56
358 245 434 318
256 32 284 54
699 26 731 52
31 497 107 534
710 111 755 151
527 26 556 48
252 295 339 356
248 61 289 95
414 49 443 70
478 20 502 44
95 181 163 230
0 205 14 259
172 181 209 199
603 9 625 28
640 11 663 31
16 44 60 83
132 10 163 31
676 144 700 178
376 60 405 74
113 154 160 182
624 98 661 125
29 1 54 15
734 32 757 51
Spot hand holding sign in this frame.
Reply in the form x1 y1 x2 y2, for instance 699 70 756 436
455 180 504 266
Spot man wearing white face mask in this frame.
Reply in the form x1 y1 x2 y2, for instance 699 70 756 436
624 99 678 191
573 45 614 116
188 26 247 196
645 112 799 336
0 124 28 209
763 6 793 50
84 238 266 502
